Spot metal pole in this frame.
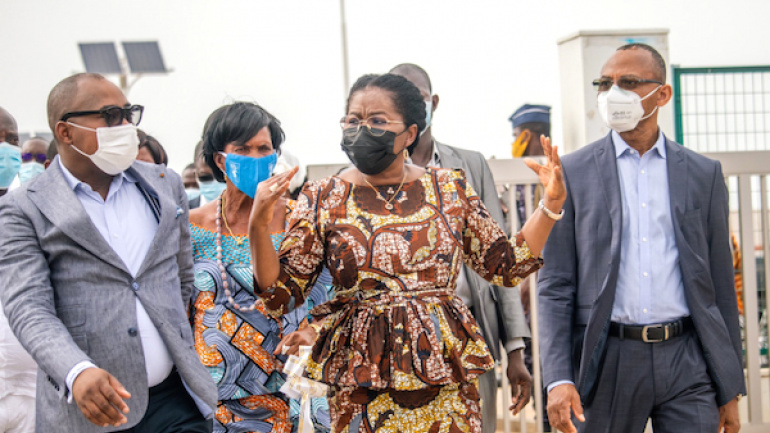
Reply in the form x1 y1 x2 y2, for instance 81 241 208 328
339 0 350 101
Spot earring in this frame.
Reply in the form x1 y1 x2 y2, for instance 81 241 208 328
403 148 409 160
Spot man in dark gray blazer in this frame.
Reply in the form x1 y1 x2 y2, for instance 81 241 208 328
538 44 744 433
0 73 216 432
391 63 532 433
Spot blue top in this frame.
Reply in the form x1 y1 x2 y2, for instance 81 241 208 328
611 130 688 324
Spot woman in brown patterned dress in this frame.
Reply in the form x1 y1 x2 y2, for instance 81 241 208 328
249 73 566 433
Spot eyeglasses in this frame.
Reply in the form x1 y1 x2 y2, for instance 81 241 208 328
22 153 47 163
592 77 664 92
60 105 144 127
197 174 215 183
339 116 404 137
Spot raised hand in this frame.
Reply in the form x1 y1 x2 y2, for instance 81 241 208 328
250 166 299 229
523 136 566 204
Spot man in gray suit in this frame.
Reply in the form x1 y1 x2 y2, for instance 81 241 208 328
538 43 744 433
391 63 532 432
0 73 217 432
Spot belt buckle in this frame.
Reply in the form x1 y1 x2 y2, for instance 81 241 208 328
642 324 668 343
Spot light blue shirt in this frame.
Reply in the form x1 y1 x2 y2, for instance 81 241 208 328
58 159 175 397
611 130 689 324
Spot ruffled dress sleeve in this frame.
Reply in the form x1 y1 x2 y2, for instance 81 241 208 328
257 179 327 317
457 173 544 287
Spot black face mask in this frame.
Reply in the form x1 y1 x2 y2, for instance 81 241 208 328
340 127 404 175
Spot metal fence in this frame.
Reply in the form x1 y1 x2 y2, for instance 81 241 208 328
673 66 770 153
487 152 770 432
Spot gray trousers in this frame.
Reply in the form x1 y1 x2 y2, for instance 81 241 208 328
479 368 497 433
579 330 719 433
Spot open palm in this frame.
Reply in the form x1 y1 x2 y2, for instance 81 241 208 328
523 136 566 202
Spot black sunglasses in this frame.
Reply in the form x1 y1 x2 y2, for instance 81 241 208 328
60 105 144 127
22 153 47 163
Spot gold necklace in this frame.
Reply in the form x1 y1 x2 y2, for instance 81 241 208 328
220 193 246 245
362 171 407 210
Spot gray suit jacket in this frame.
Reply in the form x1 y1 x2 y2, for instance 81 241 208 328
435 141 529 359
538 134 745 406
0 158 217 432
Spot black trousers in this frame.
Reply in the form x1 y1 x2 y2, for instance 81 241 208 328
120 369 212 433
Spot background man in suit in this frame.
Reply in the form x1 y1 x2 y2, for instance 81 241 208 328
538 43 744 433
391 63 532 433
0 73 216 433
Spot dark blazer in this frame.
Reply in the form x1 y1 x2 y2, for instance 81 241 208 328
0 158 217 432
538 133 745 406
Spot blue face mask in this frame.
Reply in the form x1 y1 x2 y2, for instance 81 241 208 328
18 162 45 184
0 142 22 188
198 179 227 202
220 152 277 199
185 188 201 201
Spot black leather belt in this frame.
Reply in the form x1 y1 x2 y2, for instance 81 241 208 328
609 317 693 343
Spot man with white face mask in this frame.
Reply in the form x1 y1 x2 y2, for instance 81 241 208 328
538 43 744 433
0 73 216 433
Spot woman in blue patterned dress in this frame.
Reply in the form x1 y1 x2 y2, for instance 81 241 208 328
188 102 330 433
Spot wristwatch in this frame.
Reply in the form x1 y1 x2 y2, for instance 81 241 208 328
539 199 565 221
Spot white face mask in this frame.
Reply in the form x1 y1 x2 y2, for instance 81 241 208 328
597 85 661 133
66 123 139 175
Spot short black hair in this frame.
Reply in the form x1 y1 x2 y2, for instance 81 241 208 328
137 129 168 165
346 73 426 146
389 63 432 93
201 102 284 182
617 43 667 82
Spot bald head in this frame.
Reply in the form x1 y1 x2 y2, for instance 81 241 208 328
21 137 50 156
47 73 110 132
0 106 19 146
390 63 432 96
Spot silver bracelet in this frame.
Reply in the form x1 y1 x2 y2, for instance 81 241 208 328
538 199 564 221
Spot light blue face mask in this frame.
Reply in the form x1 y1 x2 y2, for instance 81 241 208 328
220 152 277 199
18 162 45 184
419 98 432 137
198 179 227 202
0 142 22 188
185 188 201 201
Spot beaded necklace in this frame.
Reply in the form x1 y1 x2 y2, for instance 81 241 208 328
216 194 259 312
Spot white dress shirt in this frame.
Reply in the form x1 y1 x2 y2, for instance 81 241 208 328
0 299 37 400
59 159 174 398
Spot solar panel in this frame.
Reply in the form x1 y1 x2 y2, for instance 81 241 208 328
78 42 122 74
122 41 167 73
